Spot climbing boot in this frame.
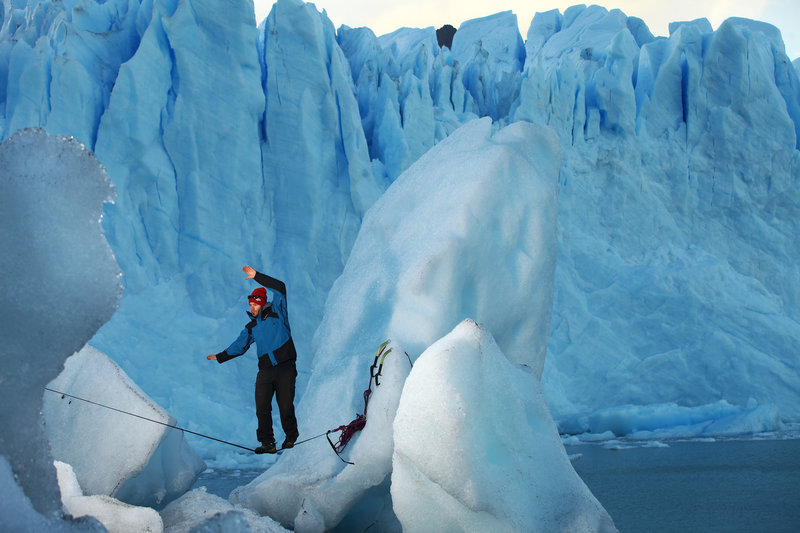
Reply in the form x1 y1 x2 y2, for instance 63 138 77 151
255 441 277 454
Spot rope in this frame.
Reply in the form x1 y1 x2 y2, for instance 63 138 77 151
45 342 414 463
45 387 257 453
290 431 329 448
46 387 336 454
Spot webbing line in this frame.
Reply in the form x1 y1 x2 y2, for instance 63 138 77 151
45 387 335 455
45 387 256 453
45 342 414 461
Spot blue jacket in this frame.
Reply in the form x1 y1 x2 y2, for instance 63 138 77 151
216 272 297 369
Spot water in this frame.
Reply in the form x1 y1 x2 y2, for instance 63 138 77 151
567 437 800 532
192 467 263 499
193 437 800 532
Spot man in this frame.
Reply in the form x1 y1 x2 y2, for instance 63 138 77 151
207 265 299 454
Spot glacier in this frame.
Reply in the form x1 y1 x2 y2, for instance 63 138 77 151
2 0 800 530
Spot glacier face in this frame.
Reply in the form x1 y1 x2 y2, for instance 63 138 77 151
513 7 800 424
1 0 799 453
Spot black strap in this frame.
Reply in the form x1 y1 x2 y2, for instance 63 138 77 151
326 429 355 465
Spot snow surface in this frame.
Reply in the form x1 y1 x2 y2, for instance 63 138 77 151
2 0 800 530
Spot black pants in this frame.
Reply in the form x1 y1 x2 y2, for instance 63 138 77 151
255 359 298 445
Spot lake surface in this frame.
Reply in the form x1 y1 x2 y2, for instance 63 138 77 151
194 436 800 532
566 437 800 532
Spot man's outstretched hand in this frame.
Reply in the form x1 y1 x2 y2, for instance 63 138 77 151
206 354 217 360
243 265 256 279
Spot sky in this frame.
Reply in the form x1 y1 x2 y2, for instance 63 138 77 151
252 0 800 60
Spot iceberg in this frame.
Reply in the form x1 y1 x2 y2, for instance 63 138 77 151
160 487 288 532
0 128 121 518
228 117 563 530
0 128 202 530
44 346 206 509
55 461 163 533
392 319 615 532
